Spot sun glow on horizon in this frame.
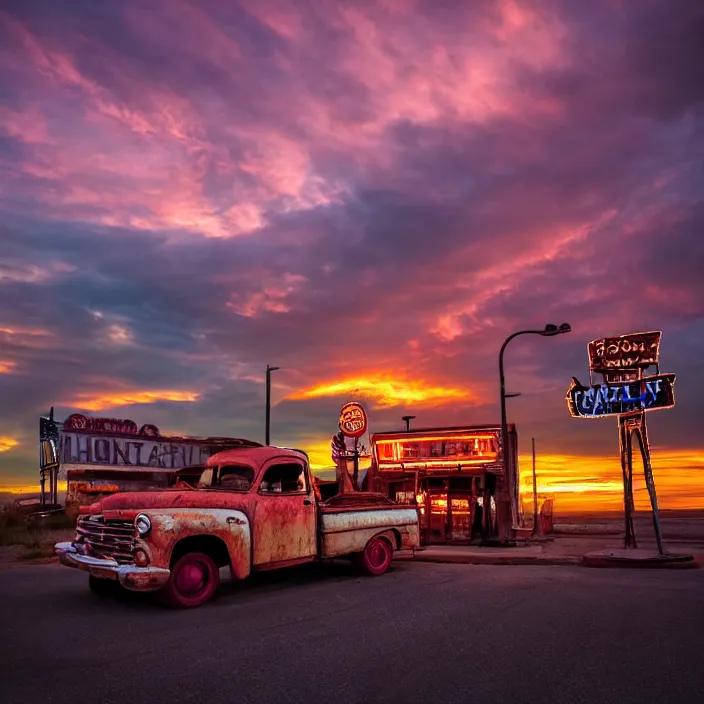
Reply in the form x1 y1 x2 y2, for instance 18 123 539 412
518 450 704 513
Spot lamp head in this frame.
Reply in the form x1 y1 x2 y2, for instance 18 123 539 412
541 323 571 336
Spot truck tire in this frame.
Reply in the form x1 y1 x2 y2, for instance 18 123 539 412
355 535 393 576
88 575 120 597
160 551 219 609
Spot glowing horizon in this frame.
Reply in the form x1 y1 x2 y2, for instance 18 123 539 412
2 448 703 515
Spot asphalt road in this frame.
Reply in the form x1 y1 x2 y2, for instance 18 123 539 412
1 560 703 704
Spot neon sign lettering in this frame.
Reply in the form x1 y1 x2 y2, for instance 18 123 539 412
588 331 661 372
566 374 675 419
338 402 368 438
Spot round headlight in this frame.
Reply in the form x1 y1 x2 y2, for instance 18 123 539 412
135 513 151 537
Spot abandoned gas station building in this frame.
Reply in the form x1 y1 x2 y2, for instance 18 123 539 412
367 424 519 544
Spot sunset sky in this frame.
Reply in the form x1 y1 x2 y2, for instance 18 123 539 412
1 0 703 512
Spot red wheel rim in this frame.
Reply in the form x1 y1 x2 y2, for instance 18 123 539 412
175 559 210 597
366 538 390 569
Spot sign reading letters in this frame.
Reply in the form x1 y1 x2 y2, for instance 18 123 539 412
566 373 676 419
59 433 213 469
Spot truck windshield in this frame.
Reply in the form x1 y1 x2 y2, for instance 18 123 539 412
215 465 255 492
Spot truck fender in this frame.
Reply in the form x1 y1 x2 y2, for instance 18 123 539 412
136 508 252 580
369 529 401 551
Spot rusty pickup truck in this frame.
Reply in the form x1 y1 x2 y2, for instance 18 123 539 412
55 446 419 608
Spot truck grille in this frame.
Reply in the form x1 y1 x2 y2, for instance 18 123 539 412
75 515 135 564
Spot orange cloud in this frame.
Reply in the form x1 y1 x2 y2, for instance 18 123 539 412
0 326 52 336
0 360 17 374
70 390 200 412
0 436 19 453
291 374 475 408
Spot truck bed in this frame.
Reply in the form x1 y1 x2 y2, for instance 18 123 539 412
319 493 419 558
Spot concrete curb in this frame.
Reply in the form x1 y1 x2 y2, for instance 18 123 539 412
583 549 701 569
397 552 582 567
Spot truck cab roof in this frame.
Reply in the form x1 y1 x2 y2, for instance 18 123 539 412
206 445 309 469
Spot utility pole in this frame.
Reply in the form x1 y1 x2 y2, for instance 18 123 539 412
265 364 280 445
497 323 571 540
532 437 539 535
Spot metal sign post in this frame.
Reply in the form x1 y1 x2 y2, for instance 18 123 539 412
566 331 675 554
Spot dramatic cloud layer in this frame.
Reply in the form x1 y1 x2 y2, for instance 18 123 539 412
1 0 703 511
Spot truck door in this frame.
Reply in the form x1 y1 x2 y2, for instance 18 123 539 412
253 459 317 566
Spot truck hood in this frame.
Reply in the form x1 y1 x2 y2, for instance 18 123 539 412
95 490 250 517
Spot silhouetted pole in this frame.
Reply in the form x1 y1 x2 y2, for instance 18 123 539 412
265 364 280 445
532 437 539 535
402 415 416 432
496 323 571 542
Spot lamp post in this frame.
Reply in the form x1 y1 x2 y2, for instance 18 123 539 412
497 323 571 539
265 364 280 445
402 415 416 432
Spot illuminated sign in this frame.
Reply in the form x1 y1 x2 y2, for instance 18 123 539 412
566 373 676 419
588 331 661 373
339 402 368 438
374 432 499 471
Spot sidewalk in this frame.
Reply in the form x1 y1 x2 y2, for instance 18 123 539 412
398 534 704 568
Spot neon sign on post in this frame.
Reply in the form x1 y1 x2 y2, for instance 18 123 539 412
566 331 676 554
567 373 676 419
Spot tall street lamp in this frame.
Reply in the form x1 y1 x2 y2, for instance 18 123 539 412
498 323 571 537
265 364 280 445
402 415 416 432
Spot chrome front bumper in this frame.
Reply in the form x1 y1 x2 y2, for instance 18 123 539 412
55 542 170 592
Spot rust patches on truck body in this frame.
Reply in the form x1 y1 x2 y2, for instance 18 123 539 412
252 493 317 566
320 506 420 557
137 509 251 579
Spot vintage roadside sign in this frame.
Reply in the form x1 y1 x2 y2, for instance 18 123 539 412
588 331 661 373
338 402 368 438
567 330 676 553
566 373 676 419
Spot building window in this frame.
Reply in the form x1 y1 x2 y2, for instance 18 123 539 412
401 443 421 458
378 443 396 460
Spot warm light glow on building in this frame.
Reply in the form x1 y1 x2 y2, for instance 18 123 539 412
290 375 474 407
375 431 499 470
70 390 201 412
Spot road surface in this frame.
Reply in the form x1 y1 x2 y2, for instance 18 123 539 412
1 560 703 704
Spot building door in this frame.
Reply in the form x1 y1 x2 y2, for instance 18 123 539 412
428 492 448 542
450 496 471 540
